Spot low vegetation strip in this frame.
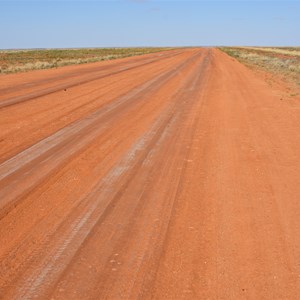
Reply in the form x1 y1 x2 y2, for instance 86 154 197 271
219 47 300 88
237 46 300 57
0 47 171 74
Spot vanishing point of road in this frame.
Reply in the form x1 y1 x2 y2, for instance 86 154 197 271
0 48 300 299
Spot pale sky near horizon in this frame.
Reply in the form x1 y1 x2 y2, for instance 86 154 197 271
0 0 299 49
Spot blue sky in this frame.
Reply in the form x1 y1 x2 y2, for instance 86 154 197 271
0 0 299 49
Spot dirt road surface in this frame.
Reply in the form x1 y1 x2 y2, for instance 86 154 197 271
0 48 300 299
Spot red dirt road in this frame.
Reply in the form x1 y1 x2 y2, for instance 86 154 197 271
0 48 300 299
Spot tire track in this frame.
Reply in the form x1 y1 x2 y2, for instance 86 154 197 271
6 50 211 300
0 50 202 219
0 51 183 109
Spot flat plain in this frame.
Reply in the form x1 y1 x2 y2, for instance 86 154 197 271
0 48 300 299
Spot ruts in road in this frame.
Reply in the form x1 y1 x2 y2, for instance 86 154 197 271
0 48 300 299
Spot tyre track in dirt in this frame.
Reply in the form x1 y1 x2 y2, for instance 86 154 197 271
0 50 182 107
1 48 300 299
0 49 206 298
0 50 188 164
6 51 211 300
0 50 202 218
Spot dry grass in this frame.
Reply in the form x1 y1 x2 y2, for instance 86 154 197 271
237 47 300 57
0 47 171 74
219 47 300 87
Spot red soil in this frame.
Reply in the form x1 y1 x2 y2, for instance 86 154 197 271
0 48 300 299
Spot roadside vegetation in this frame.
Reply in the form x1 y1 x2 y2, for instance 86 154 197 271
219 47 300 89
236 47 300 57
0 47 171 74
